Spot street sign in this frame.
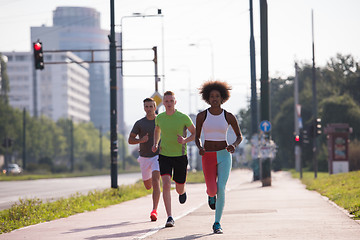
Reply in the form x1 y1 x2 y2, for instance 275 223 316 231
151 91 163 107
298 117 303 129
259 120 271 132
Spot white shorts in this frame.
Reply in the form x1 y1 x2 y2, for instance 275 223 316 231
138 155 160 181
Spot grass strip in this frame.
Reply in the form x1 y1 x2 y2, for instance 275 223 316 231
0 181 148 234
291 170 360 219
0 171 205 234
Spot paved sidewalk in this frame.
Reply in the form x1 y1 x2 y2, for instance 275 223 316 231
1 169 360 239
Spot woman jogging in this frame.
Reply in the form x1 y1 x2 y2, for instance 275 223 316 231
195 80 243 234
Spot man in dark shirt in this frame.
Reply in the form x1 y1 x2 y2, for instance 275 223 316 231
128 98 160 222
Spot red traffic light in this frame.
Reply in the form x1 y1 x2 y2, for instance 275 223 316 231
33 41 44 70
295 135 300 142
34 42 42 51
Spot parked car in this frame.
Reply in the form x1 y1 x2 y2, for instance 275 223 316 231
3 163 22 175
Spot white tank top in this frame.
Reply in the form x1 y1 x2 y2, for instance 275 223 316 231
202 109 229 141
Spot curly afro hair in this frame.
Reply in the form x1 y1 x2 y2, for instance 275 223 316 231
199 80 232 104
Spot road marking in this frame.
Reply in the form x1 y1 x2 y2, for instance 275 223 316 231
135 202 205 239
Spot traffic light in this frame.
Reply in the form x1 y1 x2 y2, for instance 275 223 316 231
315 118 322 136
294 134 300 145
302 129 310 144
33 41 44 70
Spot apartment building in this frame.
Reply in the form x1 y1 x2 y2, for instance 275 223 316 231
4 51 90 123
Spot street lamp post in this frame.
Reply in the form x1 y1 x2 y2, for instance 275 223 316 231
189 39 215 80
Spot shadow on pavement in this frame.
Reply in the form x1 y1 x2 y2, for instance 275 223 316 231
83 228 152 239
166 232 214 240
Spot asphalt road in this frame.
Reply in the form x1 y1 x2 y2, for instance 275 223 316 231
0 172 142 210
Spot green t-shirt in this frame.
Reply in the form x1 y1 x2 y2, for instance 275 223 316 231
155 110 193 157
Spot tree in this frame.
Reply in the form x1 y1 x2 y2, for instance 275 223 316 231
237 106 251 139
0 53 10 104
268 54 360 171
321 94 360 140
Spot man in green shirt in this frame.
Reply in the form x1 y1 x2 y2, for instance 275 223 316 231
152 91 195 228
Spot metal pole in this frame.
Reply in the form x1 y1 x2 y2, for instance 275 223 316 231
22 108 26 170
32 64 38 117
294 63 301 173
311 9 318 179
250 0 259 181
153 46 159 92
249 0 258 136
110 0 118 188
259 0 271 187
99 126 103 169
70 118 74 172
4 136 9 175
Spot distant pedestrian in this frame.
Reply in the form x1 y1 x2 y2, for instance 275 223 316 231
195 80 243 234
128 98 161 222
152 91 196 228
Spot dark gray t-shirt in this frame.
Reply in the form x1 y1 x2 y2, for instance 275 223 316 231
130 117 159 157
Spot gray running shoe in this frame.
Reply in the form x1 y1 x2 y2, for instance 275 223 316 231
179 192 187 204
165 216 175 227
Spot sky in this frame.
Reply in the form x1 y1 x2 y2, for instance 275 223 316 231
1 0 360 129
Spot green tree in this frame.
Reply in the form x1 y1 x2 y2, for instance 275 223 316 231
321 94 360 139
0 53 10 104
237 106 251 139
269 54 360 171
0 103 22 156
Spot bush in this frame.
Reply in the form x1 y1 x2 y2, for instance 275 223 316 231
317 144 329 172
84 153 99 168
38 157 53 169
74 160 92 172
51 164 68 173
25 163 52 174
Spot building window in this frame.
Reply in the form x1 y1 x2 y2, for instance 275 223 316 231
15 55 25 61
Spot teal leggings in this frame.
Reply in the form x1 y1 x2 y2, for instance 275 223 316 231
202 149 232 223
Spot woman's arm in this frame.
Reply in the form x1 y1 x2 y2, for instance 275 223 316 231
226 112 243 153
195 111 206 155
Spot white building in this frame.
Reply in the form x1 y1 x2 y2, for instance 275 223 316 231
3 52 33 113
30 6 124 132
4 51 90 123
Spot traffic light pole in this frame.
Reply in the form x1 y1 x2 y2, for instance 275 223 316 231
311 10 318 179
294 63 302 178
259 0 271 187
32 62 38 117
109 0 118 188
